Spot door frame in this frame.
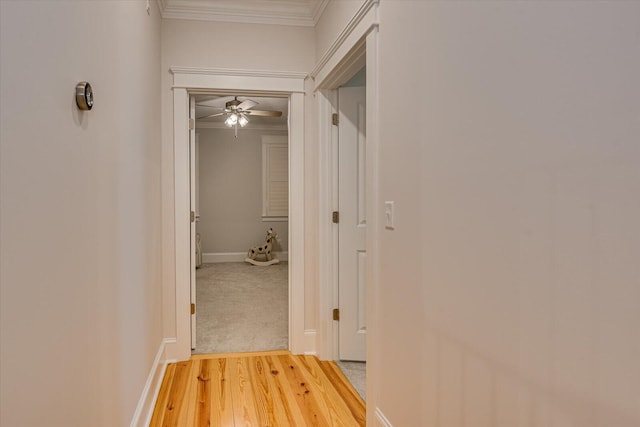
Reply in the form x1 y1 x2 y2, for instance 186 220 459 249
189 96 197 350
314 7 379 362
169 67 308 361
312 2 379 423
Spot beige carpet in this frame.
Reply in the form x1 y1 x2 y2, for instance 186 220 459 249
193 262 288 355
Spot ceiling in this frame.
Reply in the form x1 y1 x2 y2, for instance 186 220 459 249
195 95 289 129
157 0 329 26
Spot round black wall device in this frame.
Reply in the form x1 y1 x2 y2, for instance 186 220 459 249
75 82 93 111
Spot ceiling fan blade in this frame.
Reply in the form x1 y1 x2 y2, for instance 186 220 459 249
245 110 283 117
237 99 258 110
195 106 225 112
196 96 234 107
195 96 217 104
198 112 225 119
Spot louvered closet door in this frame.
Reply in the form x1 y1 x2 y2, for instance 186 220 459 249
262 136 288 219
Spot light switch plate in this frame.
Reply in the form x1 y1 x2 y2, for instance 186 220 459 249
384 201 395 230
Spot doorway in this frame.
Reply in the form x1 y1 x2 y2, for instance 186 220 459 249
314 19 380 418
337 70 367 362
168 68 308 361
334 70 367 400
190 94 290 354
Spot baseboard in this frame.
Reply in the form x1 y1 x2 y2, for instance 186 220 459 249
374 407 393 427
302 329 317 355
202 251 288 263
130 339 172 427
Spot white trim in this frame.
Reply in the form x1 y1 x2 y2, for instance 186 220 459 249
302 329 317 355
171 66 308 80
320 40 367 92
170 67 307 93
158 0 328 27
317 88 340 362
168 87 192 362
374 408 393 427
364 27 381 427
287 92 306 355
261 216 288 222
167 69 308 361
130 339 173 427
311 0 330 26
310 0 379 87
202 252 289 263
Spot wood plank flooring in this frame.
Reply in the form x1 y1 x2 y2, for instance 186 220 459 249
150 350 366 426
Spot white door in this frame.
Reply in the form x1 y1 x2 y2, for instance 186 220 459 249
338 86 367 361
189 96 197 350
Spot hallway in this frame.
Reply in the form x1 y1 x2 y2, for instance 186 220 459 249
150 351 365 426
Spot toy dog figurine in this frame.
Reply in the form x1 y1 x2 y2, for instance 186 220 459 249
247 228 278 262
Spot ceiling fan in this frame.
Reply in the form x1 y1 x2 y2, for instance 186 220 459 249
197 96 283 137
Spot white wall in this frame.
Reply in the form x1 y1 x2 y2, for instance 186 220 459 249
197 128 289 255
374 1 640 426
0 1 162 426
161 19 316 339
314 0 363 63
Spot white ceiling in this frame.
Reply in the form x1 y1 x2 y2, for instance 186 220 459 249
157 0 329 26
195 95 289 129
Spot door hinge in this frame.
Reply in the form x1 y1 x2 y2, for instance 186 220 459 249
190 211 195 222
332 113 339 126
332 211 339 224
333 308 340 321
189 118 195 130
191 303 196 315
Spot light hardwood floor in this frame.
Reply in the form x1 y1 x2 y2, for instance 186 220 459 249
150 350 366 426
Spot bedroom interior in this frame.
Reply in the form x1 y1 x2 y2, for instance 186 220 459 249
192 94 290 356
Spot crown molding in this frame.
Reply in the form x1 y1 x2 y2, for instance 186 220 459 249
311 0 330 25
158 0 329 27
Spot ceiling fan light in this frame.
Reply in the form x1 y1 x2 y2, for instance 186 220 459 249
238 114 249 127
225 113 238 127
